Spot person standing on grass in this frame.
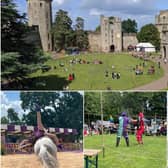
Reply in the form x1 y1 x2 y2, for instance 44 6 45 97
136 112 145 145
116 112 130 147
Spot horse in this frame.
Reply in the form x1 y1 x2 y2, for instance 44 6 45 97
34 136 59 168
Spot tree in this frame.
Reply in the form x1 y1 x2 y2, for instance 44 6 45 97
20 92 83 137
1 0 28 52
122 19 138 33
103 92 122 119
52 10 73 51
137 24 160 50
1 116 9 124
1 0 48 84
95 25 100 32
74 17 89 50
7 108 20 124
75 17 84 30
84 92 167 124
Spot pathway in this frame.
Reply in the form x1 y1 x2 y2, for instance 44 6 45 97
134 57 168 90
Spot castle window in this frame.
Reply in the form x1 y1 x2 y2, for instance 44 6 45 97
46 12 49 19
40 3 42 7
48 33 50 40
163 16 166 23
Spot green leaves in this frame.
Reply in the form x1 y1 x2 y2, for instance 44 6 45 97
52 10 88 51
122 19 138 33
1 0 49 83
84 92 167 122
137 24 161 51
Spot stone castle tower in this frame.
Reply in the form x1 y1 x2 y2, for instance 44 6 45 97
27 0 52 51
155 10 168 58
100 15 122 52
88 15 137 53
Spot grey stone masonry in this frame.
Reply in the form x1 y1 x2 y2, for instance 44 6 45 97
27 0 52 51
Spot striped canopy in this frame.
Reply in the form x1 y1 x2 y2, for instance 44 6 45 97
1 124 78 135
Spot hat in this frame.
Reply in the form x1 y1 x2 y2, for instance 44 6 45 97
121 112 127 116
139 112 144 118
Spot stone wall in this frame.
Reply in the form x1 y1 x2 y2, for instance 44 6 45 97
122 33 138 50
24 26 42 48
88 32 101 52
27 0 52 51
100 15 122 52
156 10 168 58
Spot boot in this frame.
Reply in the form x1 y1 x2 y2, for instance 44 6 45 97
125 137 129 147
116 137 120 147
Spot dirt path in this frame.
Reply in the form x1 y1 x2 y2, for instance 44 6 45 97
1 151 83 168
133 57 168 90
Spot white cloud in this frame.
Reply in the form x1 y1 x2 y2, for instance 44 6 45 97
81 0 157 15
89 8 102 16
0 92 24 118
53 0 66 5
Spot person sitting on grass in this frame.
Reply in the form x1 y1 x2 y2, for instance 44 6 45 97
117 72 120 79
68 74 74 81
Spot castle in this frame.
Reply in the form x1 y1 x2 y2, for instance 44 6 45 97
155 10 168 58
88 15 138 53
26 1 167 59
27 0 52 51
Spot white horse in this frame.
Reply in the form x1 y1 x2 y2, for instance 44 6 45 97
34 136 59 168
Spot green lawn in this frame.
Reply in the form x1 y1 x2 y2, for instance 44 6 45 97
28 53 164 90
84 134 166 168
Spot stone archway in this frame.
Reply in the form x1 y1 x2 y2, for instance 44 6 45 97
110 45 115 52
163 46 166 58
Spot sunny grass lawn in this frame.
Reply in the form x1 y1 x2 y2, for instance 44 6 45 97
30 53 164 90
84 134 166 168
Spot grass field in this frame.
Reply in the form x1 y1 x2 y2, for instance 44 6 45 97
28 53 163 90
84 134 166 168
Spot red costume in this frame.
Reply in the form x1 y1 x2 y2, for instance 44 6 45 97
68 74 73 81
136 112 145 144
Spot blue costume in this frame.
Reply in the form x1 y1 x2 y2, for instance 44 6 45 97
116 112 129 147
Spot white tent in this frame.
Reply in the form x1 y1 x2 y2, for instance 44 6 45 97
136 42 156 52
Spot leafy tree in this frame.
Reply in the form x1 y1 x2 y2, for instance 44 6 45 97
84 92 167 124
75 17 84 30
1 0 48 84
137 24 160 50
95 25 100 32
7 108 20 124
1 116 9 124
103 92 122 119
52 10 73 51
20 92 83 137
148 92 167 118
1 0 28 52
74 17 89 50
122 19 138 33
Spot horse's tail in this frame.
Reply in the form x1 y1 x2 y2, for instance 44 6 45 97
38 144 58 168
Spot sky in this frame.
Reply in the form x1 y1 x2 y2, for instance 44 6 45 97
15 0 168 30
1 91 84 118
1 91 24 118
